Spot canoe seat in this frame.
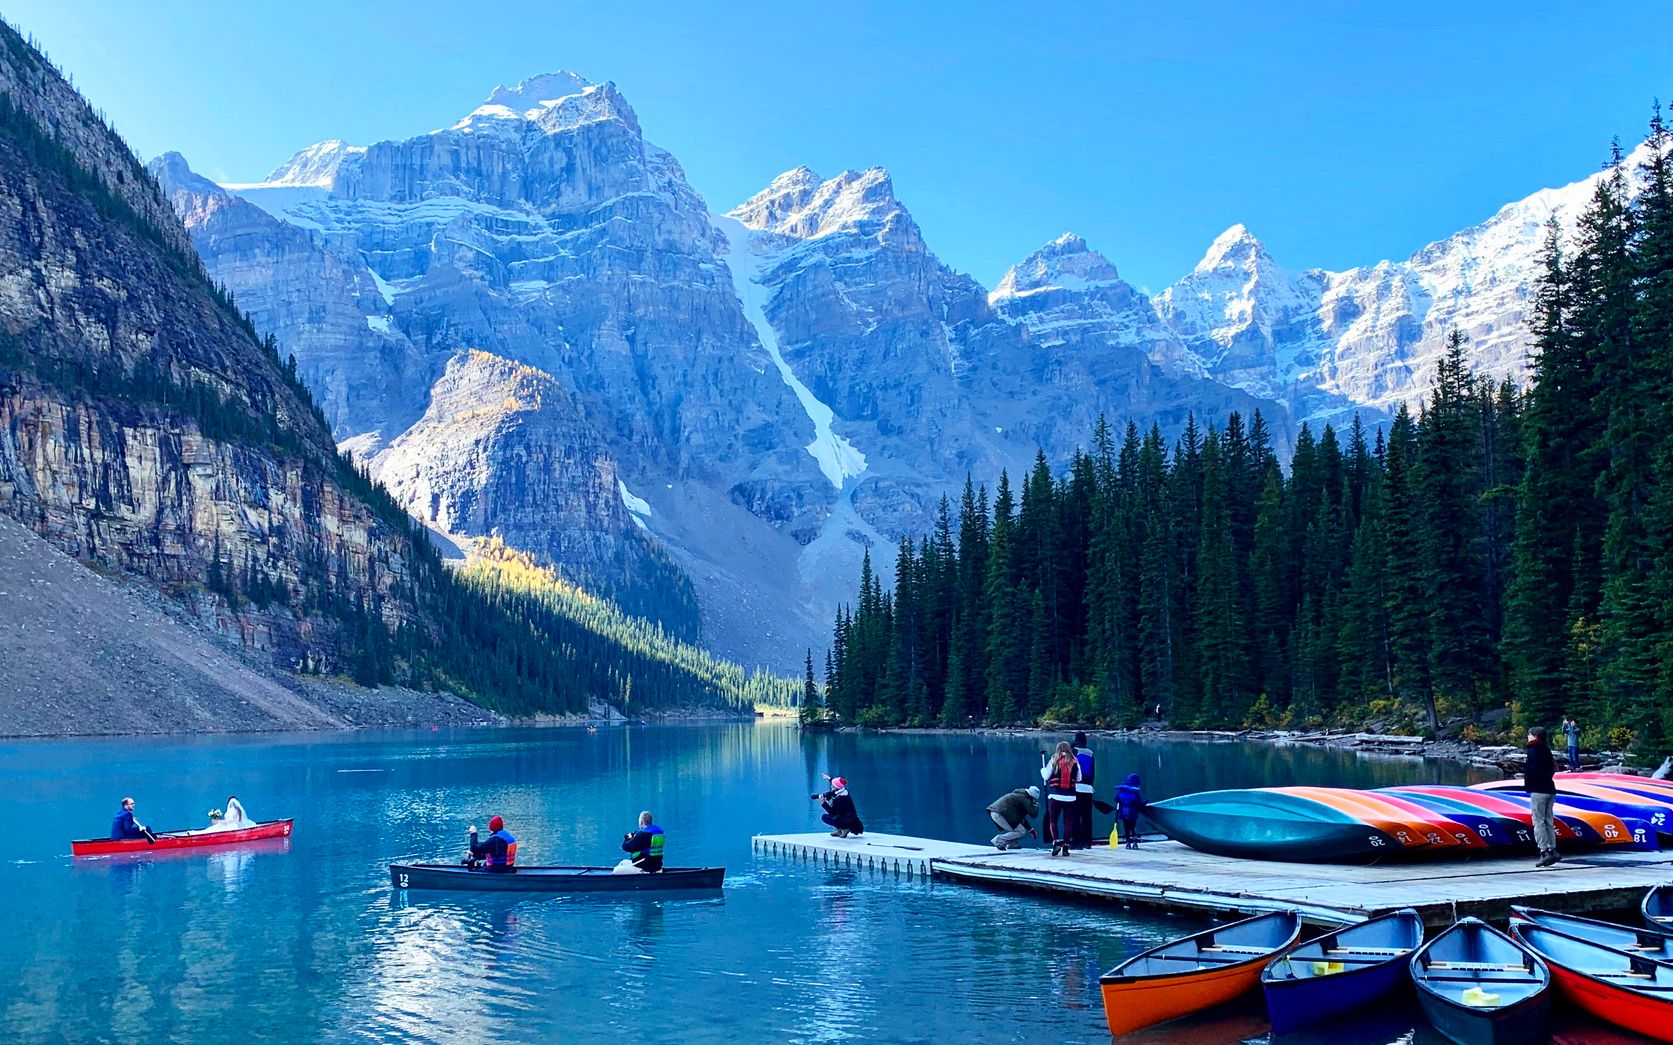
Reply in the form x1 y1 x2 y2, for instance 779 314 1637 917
1150 952 1247 964
1426 962 1527 972
1420 975 1545 985
1326 947 1410 956
1200 945 1273 954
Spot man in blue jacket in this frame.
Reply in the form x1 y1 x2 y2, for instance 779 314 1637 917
1072 732 1097 848
468 816 518 871
111 797 155 843
621 811 666 871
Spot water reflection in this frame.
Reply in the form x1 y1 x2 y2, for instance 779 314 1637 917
0 726 1494 1043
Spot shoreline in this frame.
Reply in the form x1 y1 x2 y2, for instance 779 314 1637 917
816 723 1645 777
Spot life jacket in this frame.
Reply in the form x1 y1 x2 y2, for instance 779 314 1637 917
1051 758 1076 792
486 829 518 868
1074 748 1095 786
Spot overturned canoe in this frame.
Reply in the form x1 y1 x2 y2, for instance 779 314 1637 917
70 819 294 857
1510 921 1673 1043
1380 788 1531 848
389 863 726 892
1100 910 1301 1037
1262 907 1423 1034
1412 917 1550 1045
1143 789 1401 862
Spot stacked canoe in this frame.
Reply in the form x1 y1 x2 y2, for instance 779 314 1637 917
1143 772 1671 863
1102 888 1673 1042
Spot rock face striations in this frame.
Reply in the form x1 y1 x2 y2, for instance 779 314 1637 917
158 74 837 649
0 21 422 677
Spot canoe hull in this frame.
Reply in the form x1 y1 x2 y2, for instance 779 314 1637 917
1412 918 1551 1045
1100 910 1301 1036
1510 922 1673 1044
388 863 725 893
1263 908 1423 1034
70 819 294 857
1144 804 1396 863
1101 957 1265 1037
1415 987 1549 1045
1266 959 1410 1035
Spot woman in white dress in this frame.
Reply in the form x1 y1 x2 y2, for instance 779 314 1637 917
206 796 250 831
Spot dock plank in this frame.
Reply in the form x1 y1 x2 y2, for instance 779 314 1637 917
753 832 992 875
930 841 1673 926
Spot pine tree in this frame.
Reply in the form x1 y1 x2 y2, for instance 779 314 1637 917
799 649 820 726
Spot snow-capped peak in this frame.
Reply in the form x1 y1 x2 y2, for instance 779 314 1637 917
240 139 367 190
464 72 593 123
728 166 906 241
991 232 1124 300
1194 223 1269 273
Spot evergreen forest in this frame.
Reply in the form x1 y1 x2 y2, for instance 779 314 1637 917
819 120 1673 760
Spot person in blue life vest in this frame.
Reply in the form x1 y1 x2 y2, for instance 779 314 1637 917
1072 731 1097 848
111 796 156 843
621 810 666 871
1115 773 1146 849
468 815 518 871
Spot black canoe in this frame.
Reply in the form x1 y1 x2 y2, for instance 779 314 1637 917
389 863 725 892
1410 917 1550 1045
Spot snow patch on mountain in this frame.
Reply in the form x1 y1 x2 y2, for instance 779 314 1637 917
713 214 867 489
460 72 592 126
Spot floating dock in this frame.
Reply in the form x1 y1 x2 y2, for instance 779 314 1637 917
753 832 1673 927
752 832 992 875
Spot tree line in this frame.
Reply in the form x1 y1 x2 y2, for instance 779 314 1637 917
818 117 1673 760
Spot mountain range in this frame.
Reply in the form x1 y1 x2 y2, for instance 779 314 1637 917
152 72 1644 670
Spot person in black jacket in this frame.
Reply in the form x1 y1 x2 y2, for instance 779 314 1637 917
1524 726 1559 867
813 775 864 837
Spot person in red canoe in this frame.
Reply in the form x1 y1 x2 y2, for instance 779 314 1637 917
467 816 518 871
111 797 156 843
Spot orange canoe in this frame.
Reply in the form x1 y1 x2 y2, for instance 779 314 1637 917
1267 787 1454 850
1100 910 1302 1037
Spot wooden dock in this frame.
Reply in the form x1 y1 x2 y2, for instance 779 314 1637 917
754 832 1673 926
752 832 993 875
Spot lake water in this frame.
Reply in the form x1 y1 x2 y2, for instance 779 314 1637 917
0 724 1499 1044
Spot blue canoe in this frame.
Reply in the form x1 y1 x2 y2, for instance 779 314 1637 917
1647 885 1673 933
1381 788 1530 849
1143 789 1401 863
1262 907 1423 1034
1411 917 1550 1045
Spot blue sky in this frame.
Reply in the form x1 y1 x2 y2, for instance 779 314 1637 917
7 1 1668 290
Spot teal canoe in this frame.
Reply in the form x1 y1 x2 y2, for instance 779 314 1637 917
1143 789 1401 862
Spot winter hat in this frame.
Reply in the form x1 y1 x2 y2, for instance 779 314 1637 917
1026 785 1042 800
831 777 847 790
488 815 505 832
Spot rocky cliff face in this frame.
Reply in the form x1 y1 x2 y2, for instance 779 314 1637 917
162 74 845 656
0 22 421 675
985 233 1288 455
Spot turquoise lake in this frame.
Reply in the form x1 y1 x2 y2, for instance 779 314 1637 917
0 724 1504 1044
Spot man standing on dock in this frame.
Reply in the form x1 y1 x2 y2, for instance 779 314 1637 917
1563 717 1581 771
1525 726 1559 867
1072 732 1097 849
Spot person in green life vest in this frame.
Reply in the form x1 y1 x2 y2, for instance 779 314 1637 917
621 810 665 872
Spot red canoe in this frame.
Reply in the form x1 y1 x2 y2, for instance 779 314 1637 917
1510 921 1673 1043
70 819 294 857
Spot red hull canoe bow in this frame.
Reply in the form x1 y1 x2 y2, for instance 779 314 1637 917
71 819 294 857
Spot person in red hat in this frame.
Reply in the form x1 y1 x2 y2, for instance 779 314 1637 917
468 815 518 871
812 773 864 837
